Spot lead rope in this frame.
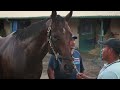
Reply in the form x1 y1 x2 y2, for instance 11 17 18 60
72 56 80 74
74 65 80 74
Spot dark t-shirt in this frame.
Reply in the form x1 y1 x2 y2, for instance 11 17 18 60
48 50 84 79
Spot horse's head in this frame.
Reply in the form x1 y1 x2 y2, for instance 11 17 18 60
47 11 75 74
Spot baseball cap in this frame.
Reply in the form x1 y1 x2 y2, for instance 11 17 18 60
98 38 120 53
72 35 77 39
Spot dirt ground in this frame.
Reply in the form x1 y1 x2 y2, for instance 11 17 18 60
40 51 104 79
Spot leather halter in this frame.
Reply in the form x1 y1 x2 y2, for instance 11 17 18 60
47 21 80 74
47 26 72 61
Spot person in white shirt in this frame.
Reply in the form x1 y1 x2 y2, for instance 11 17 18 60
76 38 120 79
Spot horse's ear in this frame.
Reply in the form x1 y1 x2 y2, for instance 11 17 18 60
65 11 73 22
51 11 57 19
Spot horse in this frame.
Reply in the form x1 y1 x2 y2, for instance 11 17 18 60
0 11 75 79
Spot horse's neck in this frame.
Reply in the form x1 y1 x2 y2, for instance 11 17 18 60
38 42 49 61
23 32 48 74
23 28 48 57
0 33 13 48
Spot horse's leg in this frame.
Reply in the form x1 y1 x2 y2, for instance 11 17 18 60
33 60 43 79
23 59 43 79
36 61 43 79
24 43 48 79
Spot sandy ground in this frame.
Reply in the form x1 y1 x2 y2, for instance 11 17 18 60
40 52 104 79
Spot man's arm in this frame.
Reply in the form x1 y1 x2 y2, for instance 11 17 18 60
76 51 85 79
47 67 55 79
79 55 85 73
77 54 96 79
76 73 96 79
47 55 55 79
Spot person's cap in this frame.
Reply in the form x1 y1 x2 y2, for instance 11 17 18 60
72 35 77 39
98 38 120 53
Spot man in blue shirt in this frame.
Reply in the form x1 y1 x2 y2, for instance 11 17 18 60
47 35 84 79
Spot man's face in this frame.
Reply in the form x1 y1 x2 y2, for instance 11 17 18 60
102 45 111 61
69 39 76 49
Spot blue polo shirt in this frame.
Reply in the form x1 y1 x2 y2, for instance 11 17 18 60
48 50 84 79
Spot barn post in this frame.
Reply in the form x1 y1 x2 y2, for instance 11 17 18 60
10 21 13 33
11 20 18 32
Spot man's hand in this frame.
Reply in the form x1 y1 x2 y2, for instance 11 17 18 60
76 73 85 79
76 73 96 79
47 67 55 79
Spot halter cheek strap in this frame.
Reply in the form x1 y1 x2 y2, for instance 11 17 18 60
47 26 73 61
47 26 58 60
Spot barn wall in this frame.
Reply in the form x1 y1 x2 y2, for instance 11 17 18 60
3 18 120 47
69 18 80 48
110 19 120 39
4 20 11 35
30 18 47 24
30 18 120 50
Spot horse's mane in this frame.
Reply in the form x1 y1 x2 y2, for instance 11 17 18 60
13 15 65 41
13 18 49 40
54 15 65 24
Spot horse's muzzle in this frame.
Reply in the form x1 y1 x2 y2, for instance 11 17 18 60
64 63 74 74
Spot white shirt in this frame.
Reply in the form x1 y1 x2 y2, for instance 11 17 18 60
97 59 120 79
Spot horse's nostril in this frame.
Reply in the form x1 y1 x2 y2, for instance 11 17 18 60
64 64 74 73
64 64 69 71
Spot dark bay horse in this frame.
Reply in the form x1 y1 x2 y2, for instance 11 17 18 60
0 11 74 79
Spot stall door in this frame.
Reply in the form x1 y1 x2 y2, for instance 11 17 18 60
79 21 95 52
